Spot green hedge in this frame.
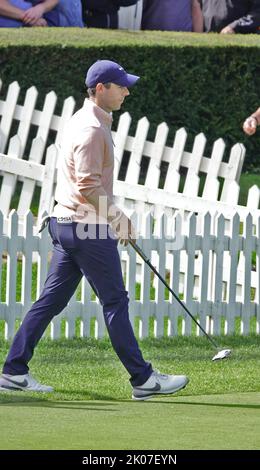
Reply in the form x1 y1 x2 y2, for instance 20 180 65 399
0 29 260 171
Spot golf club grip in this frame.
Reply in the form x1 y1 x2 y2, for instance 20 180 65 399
129 239 218 349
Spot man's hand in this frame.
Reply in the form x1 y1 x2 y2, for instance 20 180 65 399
110 211 136 246
22 4 45 25
34 17 47 26
220 25 235 34
243 116 258 136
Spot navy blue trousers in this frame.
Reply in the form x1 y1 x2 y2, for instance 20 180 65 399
3 218 153 386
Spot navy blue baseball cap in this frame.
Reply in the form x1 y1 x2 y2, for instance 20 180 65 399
85 60 140 88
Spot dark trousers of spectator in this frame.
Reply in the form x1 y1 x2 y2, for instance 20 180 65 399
83 11 118 28
3 218 153 386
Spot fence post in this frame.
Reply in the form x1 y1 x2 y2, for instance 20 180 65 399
5 210 19 339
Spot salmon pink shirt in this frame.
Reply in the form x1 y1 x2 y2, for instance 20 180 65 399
53 99 114 224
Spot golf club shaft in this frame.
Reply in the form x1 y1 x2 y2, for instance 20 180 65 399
129 240 219 350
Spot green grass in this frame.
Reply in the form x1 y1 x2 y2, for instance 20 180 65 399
0 392 259 450
0 173 260 449
0 335 260 449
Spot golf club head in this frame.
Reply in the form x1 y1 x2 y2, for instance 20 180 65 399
212 349 231 361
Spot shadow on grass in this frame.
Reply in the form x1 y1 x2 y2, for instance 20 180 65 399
0 395 119 412
0 388 122 406
1 392 260 411
148 400 260 409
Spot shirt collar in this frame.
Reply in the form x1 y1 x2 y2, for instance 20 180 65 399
83 98 113 127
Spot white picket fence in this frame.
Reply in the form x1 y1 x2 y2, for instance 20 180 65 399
0 80 260 340
0 210 259 340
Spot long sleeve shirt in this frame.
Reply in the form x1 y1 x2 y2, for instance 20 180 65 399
53 99 115 224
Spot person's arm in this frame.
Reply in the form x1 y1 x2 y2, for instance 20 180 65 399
0 0 24 20
243 107 260 135
191 0 203 32
221 0 260 34
22 0 59 25
74 127 136 245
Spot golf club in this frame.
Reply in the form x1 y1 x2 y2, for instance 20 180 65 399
129 239 231 361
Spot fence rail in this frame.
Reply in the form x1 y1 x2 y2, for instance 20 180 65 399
0 210 259 340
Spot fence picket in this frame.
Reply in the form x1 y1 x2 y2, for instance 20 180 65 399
164 128 187 193
226 213 240 334
17 86 38 156
125 117 149 185
80 278 92 338
198 212 212 335
202 138 225 201
167 213 183 336
183 133 206 198
5 210 19 339
221 143 245 204
34 91 57 160
145 123 168 189
247 185 260 211
139 213 153 338
154 213 167 337
125 232 138 329
0 136 21 216
17 138 45 216
113 112 132 179
65 290 78 339
21 212 34 316
212 214 225 335
241 214 253 334
0 82 20 153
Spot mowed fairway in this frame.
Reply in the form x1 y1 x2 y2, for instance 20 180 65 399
0 336 260 449
0 392 260 450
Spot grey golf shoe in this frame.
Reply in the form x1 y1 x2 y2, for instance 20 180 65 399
132 371 189 401
0 373 53 392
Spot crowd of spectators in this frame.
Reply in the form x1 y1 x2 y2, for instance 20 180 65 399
0 0 259 32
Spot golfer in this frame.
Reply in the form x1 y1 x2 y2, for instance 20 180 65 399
0 60 188 400
243 107 260 135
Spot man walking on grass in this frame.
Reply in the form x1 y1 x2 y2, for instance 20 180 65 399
0 60 189 400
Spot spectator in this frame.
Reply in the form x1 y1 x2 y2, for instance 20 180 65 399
0 0 58 26
54 0 84 26
81 1 139 28
243 107 260 135
141 0 203 32
0 0 84 27
118 0 142 29
25 0 84 26
199 0 260 33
